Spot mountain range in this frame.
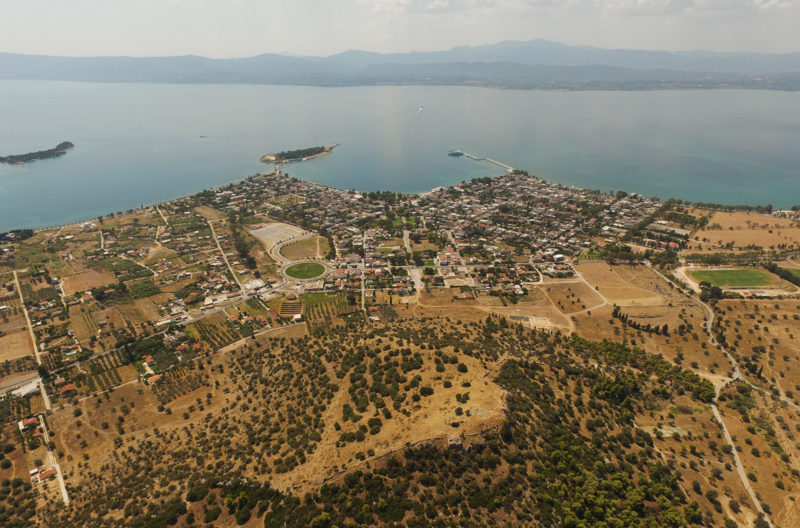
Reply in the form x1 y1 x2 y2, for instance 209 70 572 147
2 39 799 90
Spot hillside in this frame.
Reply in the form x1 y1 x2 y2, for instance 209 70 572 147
36 315 729 527
1 40 799 90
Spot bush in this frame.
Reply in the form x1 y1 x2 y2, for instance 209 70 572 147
204 506 221 523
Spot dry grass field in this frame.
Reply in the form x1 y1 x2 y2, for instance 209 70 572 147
0 330 34 362
570 263 732 379
280 235 330 261
195 205 227 221
133 293 172 321
575 261 670 306
541 280 606 314
61 270 117 296
416 288 572 331
689 210 800 250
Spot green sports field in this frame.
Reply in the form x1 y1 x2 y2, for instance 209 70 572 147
690 268 774 288
285 262 325 279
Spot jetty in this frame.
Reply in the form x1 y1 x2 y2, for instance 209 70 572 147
451 150 515 173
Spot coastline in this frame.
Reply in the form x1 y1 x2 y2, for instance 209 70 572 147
8 162 787 235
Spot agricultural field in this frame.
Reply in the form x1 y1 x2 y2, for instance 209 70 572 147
149 365 208 404
92 257 151 282
0 330 34 362
68 305 99 342
284 262 325 279
57 350 135 398
61 269 116 296
186 313 243 350
0 393 38 426
690 268 775 288
303 293 355 320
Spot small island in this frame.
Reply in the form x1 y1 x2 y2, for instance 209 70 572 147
261 144 337 164
0 141 75 165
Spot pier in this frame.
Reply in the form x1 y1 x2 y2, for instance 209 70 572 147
457 150 515 173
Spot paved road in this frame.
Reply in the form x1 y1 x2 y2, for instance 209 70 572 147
0 374 40 395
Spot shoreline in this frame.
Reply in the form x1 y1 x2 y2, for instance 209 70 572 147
1 147 789 235
8 171 788 236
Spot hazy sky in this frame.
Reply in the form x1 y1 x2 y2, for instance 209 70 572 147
2 0 799 57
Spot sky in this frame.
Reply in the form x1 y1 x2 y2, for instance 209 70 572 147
1 0 799 58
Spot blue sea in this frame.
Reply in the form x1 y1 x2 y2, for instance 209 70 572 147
1 81 799 231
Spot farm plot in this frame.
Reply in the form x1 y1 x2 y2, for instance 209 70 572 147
0 393 34 425
279 301 303 318
0 330 34 362
70 351 129 395
304 293 355 320
149 366 208 404
68 305 99 341
62 270 117 296
188 316 243 350
93 257 151 282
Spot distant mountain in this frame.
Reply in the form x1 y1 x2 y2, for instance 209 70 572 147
1 39 799 90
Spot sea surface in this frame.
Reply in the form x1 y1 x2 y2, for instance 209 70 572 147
1 81 799 231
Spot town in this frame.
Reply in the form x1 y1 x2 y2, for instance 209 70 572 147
2 165 800 527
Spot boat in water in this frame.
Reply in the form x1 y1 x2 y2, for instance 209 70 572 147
448 149 464 157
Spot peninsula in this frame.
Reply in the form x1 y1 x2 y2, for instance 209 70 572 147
0 141 74 165
261 144 336 163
